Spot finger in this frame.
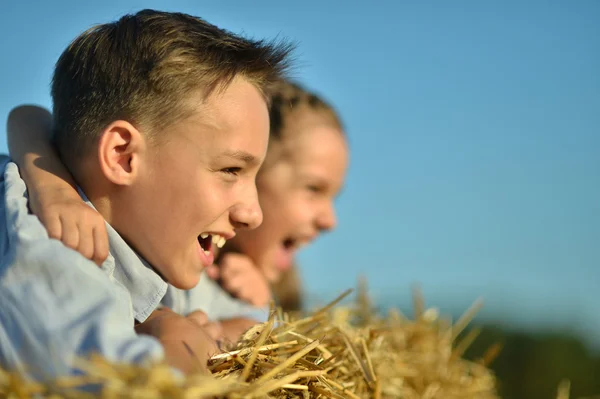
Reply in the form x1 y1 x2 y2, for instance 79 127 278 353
92 223 109 266
187 310 209 327
59 215 80 250
221 261 244 283
76 221 95 262
222 254 258 277
221 252 248 263
221 274 247 297
44 214 63 241
220 253 251 271
203 337 220 358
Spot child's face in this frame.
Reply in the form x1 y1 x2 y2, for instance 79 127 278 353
230 113 348 284
119 77 269 290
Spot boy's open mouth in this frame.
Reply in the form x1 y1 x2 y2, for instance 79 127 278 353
198 234 213 255
197 232 228 264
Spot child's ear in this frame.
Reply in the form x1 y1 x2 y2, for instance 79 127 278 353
97 120 144 186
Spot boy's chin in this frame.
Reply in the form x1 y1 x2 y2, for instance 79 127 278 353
160 265 203 290
169 273 202 290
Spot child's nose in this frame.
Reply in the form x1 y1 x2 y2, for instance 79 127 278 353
316 204 337 232
230 197 263 231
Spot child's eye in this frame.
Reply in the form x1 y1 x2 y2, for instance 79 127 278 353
306 184 322 193
220 167 242 176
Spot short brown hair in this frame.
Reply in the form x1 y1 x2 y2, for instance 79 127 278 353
51 9 294 172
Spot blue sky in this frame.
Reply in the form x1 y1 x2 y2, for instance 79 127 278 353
1 1 598 346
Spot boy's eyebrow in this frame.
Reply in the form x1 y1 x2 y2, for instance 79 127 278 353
222 150 260 166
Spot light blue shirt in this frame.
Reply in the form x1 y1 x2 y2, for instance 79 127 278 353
0 157 165 381
163 273 270 322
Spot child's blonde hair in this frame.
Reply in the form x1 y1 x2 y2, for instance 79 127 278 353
267 80 344 142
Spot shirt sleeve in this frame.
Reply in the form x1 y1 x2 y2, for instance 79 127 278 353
0 159 164 382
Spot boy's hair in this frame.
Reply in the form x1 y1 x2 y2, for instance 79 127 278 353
51 9 293 172
267 80 344 142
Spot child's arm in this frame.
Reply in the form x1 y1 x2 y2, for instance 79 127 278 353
6 105 108 265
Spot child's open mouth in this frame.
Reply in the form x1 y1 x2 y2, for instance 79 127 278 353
274 238 297 271
283 238 296 250
197 233 227 267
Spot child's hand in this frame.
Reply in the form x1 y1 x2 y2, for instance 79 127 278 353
29 185 108 266
7 105 108 266
135 307 220 374
186 310 223 341
206 253 272 308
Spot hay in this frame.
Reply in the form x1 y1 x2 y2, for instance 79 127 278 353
0 284 567 398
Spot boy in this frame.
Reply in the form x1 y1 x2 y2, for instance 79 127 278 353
0 9 291 379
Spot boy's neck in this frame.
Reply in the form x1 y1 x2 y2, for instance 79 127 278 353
74 164 119 227
76 183 114 225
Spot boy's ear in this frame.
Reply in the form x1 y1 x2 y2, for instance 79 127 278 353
97 120 144 186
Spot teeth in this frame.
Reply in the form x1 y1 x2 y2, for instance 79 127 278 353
201 233 227 249
207 233 227 249
203 249 210 256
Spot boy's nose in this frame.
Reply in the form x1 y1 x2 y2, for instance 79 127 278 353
230 197 263 231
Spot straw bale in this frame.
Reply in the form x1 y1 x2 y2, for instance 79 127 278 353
0 285 579 398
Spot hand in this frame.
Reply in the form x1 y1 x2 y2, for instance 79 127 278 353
135 308 220 374
186 310 223 341
206 253 272 308
29 185 108 266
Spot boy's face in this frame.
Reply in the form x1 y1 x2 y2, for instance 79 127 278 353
118 77 269 290
230 114 348 284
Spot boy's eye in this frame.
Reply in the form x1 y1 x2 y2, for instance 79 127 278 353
221 167 242 176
